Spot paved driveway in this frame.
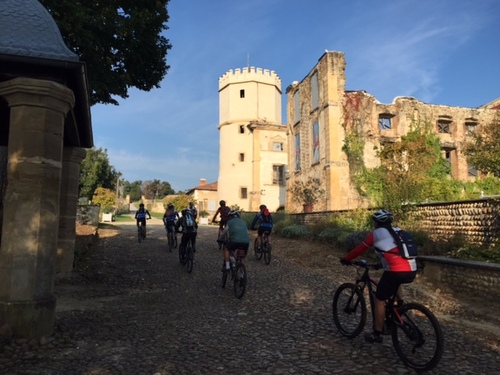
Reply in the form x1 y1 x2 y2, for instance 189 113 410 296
2 222 499 374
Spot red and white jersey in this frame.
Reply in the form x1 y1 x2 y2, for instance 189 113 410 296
345 227 417 272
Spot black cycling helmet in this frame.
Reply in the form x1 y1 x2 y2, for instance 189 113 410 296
259 204 267 210
139 203 144 207
219 200 226 206
228 210 240 218
167 203 174 208
372 209 394 224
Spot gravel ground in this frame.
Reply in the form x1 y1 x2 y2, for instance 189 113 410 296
1 219 499 374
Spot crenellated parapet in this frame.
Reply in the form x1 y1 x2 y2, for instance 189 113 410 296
219 67 282 91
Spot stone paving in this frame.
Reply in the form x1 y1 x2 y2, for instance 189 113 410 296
1 221 499 374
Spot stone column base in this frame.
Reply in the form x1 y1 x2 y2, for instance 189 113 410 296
0 297 56 338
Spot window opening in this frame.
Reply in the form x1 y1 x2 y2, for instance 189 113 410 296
295 133 301 171
240 187 247 199
437 119 451 134
312 122 320 163
272 142 284 151
239 125 245 134
239 153 245 162
311 72 319 110
465 122 478 136
273 165 285 185
240 89 245 98
378 115 392 130
294 90 301 123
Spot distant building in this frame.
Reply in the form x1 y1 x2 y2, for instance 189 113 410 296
286 51 500 212
186 178 218 217
216 67 288 212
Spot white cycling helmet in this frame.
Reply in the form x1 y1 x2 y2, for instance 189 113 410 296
372 209 393 224
228 210 240 218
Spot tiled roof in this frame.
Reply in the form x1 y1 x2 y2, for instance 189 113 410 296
0 0 78 61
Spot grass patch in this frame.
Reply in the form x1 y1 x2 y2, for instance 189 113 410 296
114 214 134 222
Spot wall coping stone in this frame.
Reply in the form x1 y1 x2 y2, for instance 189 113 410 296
418 255 500 271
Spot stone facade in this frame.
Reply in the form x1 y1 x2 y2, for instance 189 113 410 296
285 51 500 212
217 67 288 212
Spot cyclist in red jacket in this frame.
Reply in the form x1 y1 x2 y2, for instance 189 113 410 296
341 209 417 343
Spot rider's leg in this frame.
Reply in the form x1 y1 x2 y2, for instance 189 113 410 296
224 246 230 270
191 233 197 252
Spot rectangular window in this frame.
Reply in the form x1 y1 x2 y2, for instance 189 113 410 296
468 165 478 177
294 90 300 123
239 125 245 134
311 72 319 110
312 121 320 164
240 89 245 98
273 165 285 185
437 119 451 134
465 122 477 136
378 115 392 130
240 187 247 199
272 142 284 151
239 153 245 162
295 133 301 171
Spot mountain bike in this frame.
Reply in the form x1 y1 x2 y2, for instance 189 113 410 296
332 260 444 372
137 222 146 243
253 230 272 265
178 238 194 273
166 226 177 252
220 241 247 299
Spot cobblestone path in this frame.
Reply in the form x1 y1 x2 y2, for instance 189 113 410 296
2 221 499 374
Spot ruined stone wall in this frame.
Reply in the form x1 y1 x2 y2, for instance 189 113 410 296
76 205 100 226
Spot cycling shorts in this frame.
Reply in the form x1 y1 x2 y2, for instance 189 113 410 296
226 241 249 254
219 219 228 229
165 222 175 233
137 218 146 227
376 271 416 301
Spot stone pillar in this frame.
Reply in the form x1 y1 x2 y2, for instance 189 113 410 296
57 147 86 277
0 77 75 338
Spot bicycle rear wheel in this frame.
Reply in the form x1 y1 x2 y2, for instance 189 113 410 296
221 261 228 288
391 302 444 372
178 245 186 265
168 233 173 252
185 246 193 273
233 263 247 299
332 283 367 338
254 237 263 260
263 242 271 265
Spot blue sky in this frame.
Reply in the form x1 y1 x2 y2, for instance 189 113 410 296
91 0 500 192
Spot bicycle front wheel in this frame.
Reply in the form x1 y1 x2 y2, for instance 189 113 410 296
391 302 444 372
254 238 262 260
138 228 142 243
233 263 247 299
263 242 271 265
332 283 367 338
185 246 194 273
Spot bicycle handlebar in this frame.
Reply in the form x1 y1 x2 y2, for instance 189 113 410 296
344 259 382 270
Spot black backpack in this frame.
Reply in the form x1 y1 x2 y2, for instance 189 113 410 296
395 229 418 259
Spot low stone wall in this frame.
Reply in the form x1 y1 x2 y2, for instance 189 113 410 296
411 198 500 246
418 256 500 303
76 205 100 226
291 197 500 247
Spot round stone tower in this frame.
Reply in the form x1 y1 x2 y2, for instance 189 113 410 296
217 67 287 211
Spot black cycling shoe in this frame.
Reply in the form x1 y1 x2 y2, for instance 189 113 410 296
364 331 383 343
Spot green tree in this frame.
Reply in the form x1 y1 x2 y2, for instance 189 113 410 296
92 187 115 212
123 180 142 202
79 148 118 200
364 124 454 213
464 114 500 177
39 0 172 105
142 179 174 199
